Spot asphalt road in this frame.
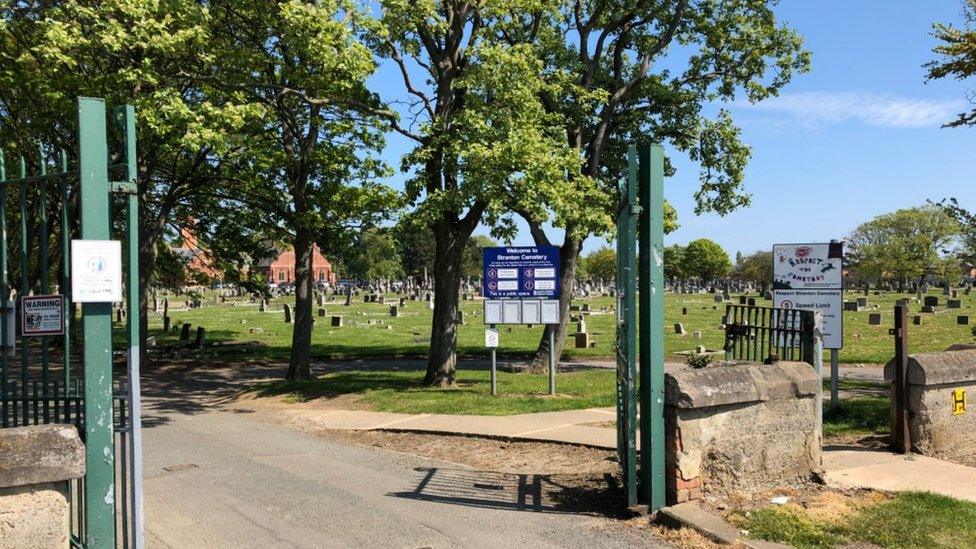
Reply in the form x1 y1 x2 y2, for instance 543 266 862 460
141 387 663 548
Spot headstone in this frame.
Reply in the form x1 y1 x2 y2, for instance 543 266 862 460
843 301 859 312
856 297 868 308
895 298 909 307
318 308 326 317
345 287 352 306
180 323 191 341
389 305 399 318
283 304 292 323
958 315 970 326
921 305 936 313
163 316 171 332
681 307 687 315
693 330 702 341
714 294 725 303
948 299 962 309
674 323 685 335
116 308 124 323
195 326 206 348
577 318 587 333
913 315 922 325
924 296 939 307
747 298 756 307
868 313 882 326
317 293 325 307
582 303 591 312
456 310 464 324
738 296 747 305
331 316 343 327
575 332 590 349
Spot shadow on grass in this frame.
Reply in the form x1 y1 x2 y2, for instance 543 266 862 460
824 395 890 437
249 371 430 401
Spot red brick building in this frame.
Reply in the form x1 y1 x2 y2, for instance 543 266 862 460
257 245 339 285
176 224 221 281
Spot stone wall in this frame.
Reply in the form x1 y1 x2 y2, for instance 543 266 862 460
665 361 821 504
0 424 86 548
885 347 976 456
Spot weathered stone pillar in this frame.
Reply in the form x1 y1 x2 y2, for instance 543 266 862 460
0 425 86 548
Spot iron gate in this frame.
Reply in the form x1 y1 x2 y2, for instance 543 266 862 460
723 304 816 363
0 98 142 548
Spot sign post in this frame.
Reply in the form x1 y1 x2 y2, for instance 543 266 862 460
773 242 844 415
482 246 561 395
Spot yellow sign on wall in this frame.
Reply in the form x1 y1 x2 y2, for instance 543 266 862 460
953 389 967 416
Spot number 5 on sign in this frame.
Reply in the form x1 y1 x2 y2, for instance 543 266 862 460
485 327 499 348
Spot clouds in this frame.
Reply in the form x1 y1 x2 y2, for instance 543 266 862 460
742 91 962 128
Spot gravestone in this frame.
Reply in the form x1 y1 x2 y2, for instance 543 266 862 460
331 316 343 327
259 300 267 312
868 313 882 326
116 308 124 323
681 307 687 315
948 299 962 309
389 305 399 318
575 332 590 349
345 287 353 306
317 293 324 307
747 298 756 307
738 296 747 305
283 304 292 323
693 330 702 341
163 316 171 332
195 326 206 348
180 323 191 341
921 305 936 313
856 297 868 308
843 301 859 312
895 298 909 307
457 310 464 325
318 308 326 317
958 315 970 326
913 315 922 325
924 296 939 307
674 323 686 335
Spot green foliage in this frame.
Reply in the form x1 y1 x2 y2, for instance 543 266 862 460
664 244 687 280
734 250 774 286
346 229 403 280
926 0 976 128
680 239 732 281
846 206 961 285
582 247 616 281
685 353 713 369
462 235 499 278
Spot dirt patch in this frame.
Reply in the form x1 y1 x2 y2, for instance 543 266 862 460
232 389 373 412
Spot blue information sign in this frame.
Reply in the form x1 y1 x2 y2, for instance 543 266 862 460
483 246 560 299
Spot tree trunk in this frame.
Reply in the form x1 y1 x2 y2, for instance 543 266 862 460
532 235 581 370
424 219 466 387
286 228 315 380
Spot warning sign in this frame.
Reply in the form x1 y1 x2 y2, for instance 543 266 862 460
21 294 64 336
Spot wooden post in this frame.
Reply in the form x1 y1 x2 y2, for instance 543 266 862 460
891 304 910 454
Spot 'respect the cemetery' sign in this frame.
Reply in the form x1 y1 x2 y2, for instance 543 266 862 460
772 243 843 290
772 242 844 349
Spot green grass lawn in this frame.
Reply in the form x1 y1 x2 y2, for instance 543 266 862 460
251 368 617 415
822 379 890 438
734 491 976 548
148 289 976 364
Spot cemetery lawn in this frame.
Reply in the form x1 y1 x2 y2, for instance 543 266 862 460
146 289 976 364
249 368 615 415
822 379 890 437
732 491 976 548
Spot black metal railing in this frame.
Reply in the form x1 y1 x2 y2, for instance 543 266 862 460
723 304 816 363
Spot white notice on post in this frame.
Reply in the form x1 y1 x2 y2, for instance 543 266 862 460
71 240 123 303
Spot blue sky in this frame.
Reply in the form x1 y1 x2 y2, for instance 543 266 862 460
374 1 976 257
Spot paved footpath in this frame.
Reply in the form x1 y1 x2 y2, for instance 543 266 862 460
823 449 976 503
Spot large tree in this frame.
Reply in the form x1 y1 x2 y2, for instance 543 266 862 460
200 0 396 380
508 0 810 366
681 238 731 281
927 0 976 127
733 250 774 286
846 206 960 289
371 1 580 385
0 0 251 363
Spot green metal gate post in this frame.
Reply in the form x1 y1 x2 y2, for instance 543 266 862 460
119 104 145 549
615 146 639 508
78 97 116 548
637 143 666 512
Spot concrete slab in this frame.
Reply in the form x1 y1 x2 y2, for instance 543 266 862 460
657 502 745 544
824 448 976 503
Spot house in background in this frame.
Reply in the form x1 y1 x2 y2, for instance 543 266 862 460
256 245 339 285
174 223 221 282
